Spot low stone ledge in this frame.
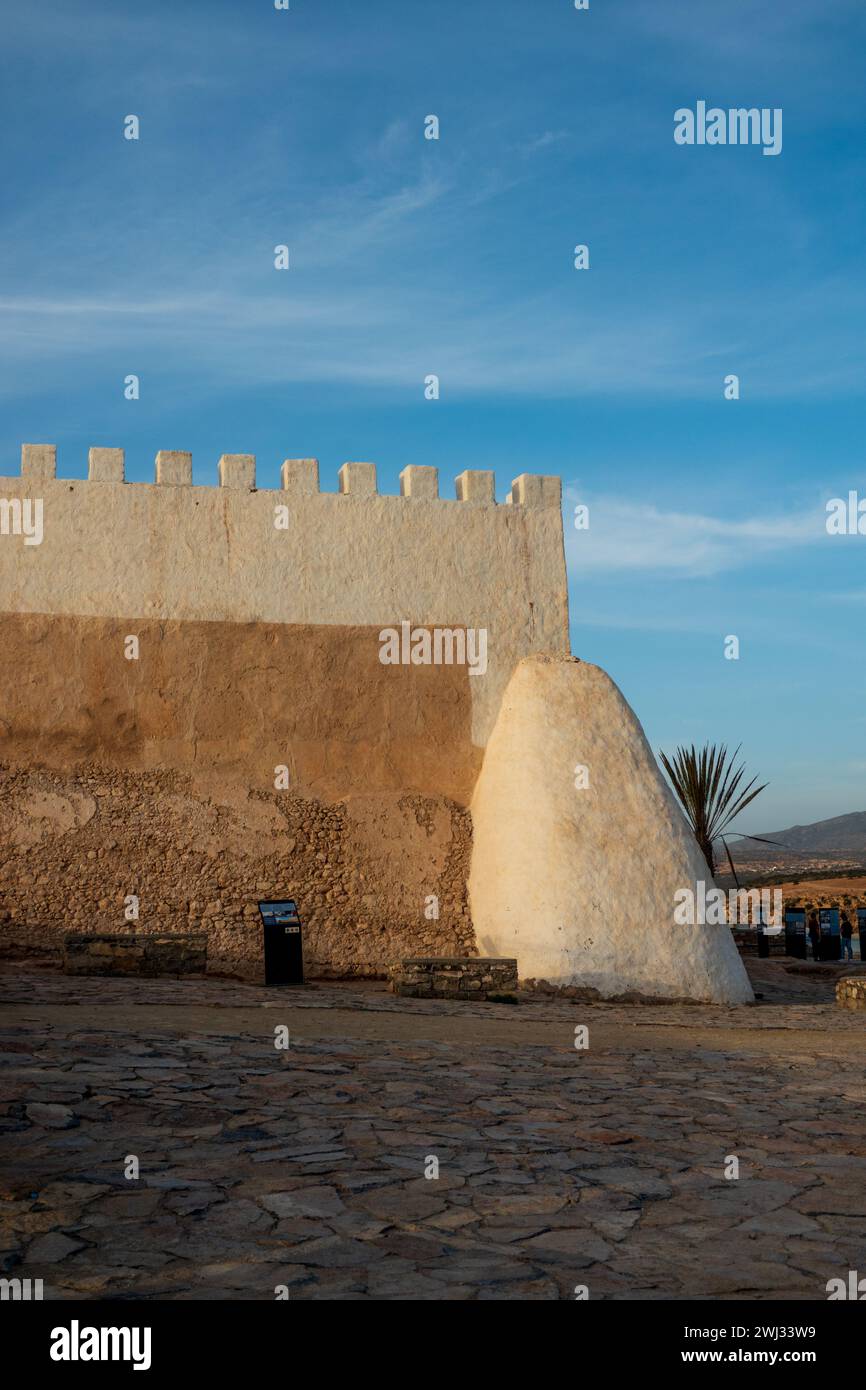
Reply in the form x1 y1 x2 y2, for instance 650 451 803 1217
63 933 207 978
388 956 518 1001
836 976 866 1011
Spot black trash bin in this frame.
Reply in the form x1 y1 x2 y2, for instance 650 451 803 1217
757 927 770 958
258 899 305 985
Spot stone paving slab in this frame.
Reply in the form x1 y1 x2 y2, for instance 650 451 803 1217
0 963 864 1300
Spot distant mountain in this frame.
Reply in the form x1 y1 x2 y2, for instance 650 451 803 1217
731 811 866 858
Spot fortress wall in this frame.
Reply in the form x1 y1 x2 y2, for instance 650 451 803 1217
0 446 570 752
0 445 567 974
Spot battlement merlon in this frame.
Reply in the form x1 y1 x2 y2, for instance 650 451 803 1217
15 444 561 508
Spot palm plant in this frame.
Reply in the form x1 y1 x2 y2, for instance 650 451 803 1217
658 742 767 878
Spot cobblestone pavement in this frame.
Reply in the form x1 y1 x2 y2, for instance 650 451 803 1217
1 963 864 1301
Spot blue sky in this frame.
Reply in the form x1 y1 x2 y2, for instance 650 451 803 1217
2 0 866 833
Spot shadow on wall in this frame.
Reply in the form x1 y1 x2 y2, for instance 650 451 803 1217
0 613 481 803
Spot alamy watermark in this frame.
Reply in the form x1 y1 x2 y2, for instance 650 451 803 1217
50 1322 151 1370
379 622 487 676
827 1270 866 1300
674 882 783 926
826 492 866 535
674 102 782 157
0 497 43 546
0 1277 43 1300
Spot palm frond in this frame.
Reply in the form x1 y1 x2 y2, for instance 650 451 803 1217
659 742 768 875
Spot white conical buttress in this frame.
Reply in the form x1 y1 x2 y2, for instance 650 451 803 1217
469 655 754 1004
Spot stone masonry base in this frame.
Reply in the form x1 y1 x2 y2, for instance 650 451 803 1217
836 976 866 1010
63 933 208 978
389 956 518 1000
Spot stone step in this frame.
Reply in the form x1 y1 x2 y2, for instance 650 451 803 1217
389 956 518 1001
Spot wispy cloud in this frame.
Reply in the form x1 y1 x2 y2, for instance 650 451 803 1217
516 130 569 158
564 488 826 576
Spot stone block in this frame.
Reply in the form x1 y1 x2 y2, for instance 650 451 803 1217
399 466 439 500
836 976 866 1010
455 470 495 504
155 451 192 486
281 458 319 494
63 933 207 978
338 462 377 497
510 474 561 508
88 448 125 483
389 957 518 1001
21 444 56 482
218 454 256 490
